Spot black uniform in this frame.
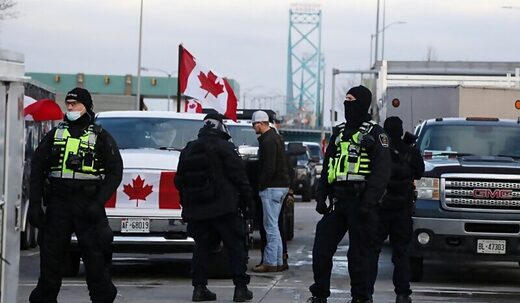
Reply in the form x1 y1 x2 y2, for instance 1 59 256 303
309 86 391 303
174 116 254 290
369 117 424 299
28 106 123 302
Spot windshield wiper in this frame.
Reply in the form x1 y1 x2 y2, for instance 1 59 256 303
425 150 474 157
158 147 183 151
496 154 520 159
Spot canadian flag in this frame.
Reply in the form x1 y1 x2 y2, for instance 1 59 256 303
185 99 202 113
105 172 180 209
178 46 238 120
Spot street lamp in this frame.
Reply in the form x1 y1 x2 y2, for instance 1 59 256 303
381 21 406 61
371 21 406 67
141 66 175 111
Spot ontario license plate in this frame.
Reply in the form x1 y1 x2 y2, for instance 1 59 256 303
121 218 150 233
477 239 506 254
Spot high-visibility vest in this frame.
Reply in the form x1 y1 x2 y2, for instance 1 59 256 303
49 123 105 180
327 121 375 184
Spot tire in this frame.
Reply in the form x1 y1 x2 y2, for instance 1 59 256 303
20 224 36 250
301 180 312 202
311 181 318 200
207 243 232 279
63 251 81 277
284 198 295 241
410 256 423 282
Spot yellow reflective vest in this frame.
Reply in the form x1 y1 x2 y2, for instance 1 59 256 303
49 123 104 180
327 121 375 184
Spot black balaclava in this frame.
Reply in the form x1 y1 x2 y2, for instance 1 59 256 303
384 116 404 141
344 85 372 128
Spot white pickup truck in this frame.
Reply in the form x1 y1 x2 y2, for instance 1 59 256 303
66 111 254 277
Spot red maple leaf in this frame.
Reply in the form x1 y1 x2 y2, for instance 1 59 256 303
123 175 153 207
198 71 224 98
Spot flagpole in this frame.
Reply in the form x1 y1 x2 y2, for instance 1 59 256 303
177 44 183 112
136 0 144 110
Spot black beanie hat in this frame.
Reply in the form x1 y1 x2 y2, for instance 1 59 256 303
65 87 93 111
203 112 225 123
346 85 372 112
384 116 404 139
203 112 226 130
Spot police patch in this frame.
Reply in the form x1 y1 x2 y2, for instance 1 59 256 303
379 133 389 147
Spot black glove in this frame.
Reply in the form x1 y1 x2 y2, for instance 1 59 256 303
86 201 106 223
28 203 45 229
315 197 330 215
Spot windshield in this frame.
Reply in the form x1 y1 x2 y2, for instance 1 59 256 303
96 117 201 150
306 144 323 160
417 124 520 157
227 124 258 146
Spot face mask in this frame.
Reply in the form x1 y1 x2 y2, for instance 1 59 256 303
344 101 365 127
66 111 83 121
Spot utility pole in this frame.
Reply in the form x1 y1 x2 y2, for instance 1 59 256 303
373 0 381 67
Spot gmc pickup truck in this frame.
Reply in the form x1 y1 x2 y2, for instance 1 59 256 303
411 117 520 281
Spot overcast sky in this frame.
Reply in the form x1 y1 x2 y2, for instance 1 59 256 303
2 0 520 113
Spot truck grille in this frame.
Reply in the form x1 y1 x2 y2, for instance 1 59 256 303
443 175 520 212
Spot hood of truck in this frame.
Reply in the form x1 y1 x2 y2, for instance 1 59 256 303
120 149 180 170
424 155 520 176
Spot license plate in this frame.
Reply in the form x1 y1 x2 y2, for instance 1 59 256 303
477 239 506 254
121 218 150 233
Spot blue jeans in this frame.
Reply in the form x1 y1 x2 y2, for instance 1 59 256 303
259 187 288 266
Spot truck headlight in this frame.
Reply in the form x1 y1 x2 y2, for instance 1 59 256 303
415 177 440 200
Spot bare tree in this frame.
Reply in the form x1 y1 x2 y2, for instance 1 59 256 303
425 46 438 62
0 0 17 21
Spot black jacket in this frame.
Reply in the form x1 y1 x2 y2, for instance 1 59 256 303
29 113 123 206
317 119 391 208
257 128 290 191
175 127 254 221
381 137 425 209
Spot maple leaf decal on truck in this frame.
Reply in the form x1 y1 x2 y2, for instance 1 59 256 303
198 71 224 98
123 175 153 207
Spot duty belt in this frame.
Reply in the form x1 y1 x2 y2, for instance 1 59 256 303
331 182 366 198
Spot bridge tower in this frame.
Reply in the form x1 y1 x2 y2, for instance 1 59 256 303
286 3 324 127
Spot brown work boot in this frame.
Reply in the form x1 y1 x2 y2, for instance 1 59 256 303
252 264 278 273
278 253 289 271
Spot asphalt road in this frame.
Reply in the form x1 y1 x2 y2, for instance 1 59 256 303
18 202 520 302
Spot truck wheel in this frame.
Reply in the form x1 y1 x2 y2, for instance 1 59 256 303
207 243 232 279
301 181 312 202
410 257 423 282
284 198 295 241
63 251 81 277
311 182 317 200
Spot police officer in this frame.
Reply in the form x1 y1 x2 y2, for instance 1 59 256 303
28 87 123 303
175 112 254 302
369 116 425 303
308 85 391 303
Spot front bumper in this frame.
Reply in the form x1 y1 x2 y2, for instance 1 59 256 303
412 199 520 261
72 216 195 254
